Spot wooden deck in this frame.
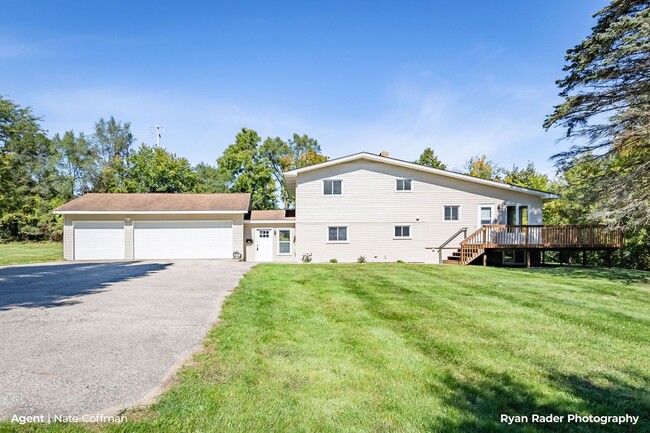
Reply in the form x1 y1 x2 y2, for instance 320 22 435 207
457 225 624 265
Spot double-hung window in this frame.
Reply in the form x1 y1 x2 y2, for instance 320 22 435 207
278 229 292 254
328 226 348 242
394 225 411 238
443 205 460 221
323 180 342 195
396 178 412 191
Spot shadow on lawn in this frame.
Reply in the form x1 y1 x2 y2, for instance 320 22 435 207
523 266 649 285
430 368 649 432
0 261 171 310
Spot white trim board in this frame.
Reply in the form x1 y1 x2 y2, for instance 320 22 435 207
54 210 248 215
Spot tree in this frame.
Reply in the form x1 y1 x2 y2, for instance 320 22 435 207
118 144 197 193
544 0 650 229
92 117 135 192
503 161 551 192
0 96 59 241
414 147 447 170
53 131 99 201
217 128 278 210
259 133 327 208
464 155 503 181
194 162 228 193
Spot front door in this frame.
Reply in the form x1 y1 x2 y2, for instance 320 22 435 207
255 229 273 262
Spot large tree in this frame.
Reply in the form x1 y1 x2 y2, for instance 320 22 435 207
544 0 650 229
53 131 99 201
0 96 59 240
503 161 551 192
414 147 447 170
92 116 135 192
118 144 197 193
217 128 278 210
464 155 503 181
259 133 327 208
194 162 228 193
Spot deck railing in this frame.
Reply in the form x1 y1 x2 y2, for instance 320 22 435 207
480 225 624 249
458 225 623 265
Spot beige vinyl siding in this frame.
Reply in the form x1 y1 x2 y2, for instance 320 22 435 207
243 222 297 262
63 213 244 261
63 216 73 260
295 160 544 264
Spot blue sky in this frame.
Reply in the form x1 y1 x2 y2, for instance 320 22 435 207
1 0 606 175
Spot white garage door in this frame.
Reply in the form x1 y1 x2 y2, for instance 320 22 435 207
74 221 125 260
134 221 233 259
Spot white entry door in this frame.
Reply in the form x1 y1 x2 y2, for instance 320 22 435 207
74 221 125 260
255 229 273 262
133 221 233 259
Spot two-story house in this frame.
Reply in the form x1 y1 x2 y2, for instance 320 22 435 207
57 152 581 266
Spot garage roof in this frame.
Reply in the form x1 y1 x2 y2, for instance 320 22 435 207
53 193 252 214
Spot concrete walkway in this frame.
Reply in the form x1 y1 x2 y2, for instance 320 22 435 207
0 260 252 419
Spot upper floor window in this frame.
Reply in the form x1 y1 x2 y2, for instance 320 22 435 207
396 178 412 191
323 179 342 195
444 205 460 221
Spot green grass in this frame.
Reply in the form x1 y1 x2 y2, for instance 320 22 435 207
2 265 649 432
0 242 62 266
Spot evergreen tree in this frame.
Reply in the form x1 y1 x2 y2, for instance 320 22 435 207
544 0 650 228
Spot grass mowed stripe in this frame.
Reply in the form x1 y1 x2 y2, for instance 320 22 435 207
3 264 649 432
144 264 650 433
0 242 62 266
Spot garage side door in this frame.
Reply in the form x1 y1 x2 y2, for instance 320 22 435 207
74 221 125 260
134 221 233 259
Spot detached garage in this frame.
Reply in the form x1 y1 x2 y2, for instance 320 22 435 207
54 193 250 261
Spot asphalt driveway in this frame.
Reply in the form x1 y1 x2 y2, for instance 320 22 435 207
0 260 252 419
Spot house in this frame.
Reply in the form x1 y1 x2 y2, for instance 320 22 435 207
54 152 622 266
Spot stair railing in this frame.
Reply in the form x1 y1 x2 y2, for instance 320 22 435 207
437 227 468 263
459 226 487 265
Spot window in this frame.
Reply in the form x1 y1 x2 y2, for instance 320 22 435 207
394 225 411 238
396 178 412 191
328 226 348 242
479 206 493 226
258 229 270 238
506 204 529 225
278 229 291 254
444 205 460 221
323 179 342 195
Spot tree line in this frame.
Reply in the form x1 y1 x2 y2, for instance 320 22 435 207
0 97 327 241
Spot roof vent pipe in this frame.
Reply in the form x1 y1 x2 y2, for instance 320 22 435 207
379 151 389 157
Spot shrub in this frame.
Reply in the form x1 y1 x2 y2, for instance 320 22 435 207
357 256 366 263
330 258 338 263
396 259 405 263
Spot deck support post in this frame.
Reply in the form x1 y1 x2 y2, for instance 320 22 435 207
607 250 613 267
526 250 531 268
542 250 545 265
483 252 487 266
582 249 587 267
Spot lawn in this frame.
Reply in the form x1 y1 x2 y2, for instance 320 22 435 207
0 242 62 266
3 264 649 433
